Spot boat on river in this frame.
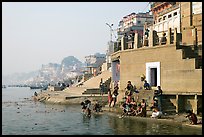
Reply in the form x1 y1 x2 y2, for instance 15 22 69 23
30 86 43 89
2 85 6 88
30 85 48 90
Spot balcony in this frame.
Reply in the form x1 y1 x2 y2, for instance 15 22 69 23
151 2 176 10
117 25 143 35
157 4 179 16
151 2 165 9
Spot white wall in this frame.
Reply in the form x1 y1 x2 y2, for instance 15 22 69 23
153 8 180 37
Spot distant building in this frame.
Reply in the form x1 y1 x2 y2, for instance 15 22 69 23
114 12 153 52
118 12 153 37
85 53 106 76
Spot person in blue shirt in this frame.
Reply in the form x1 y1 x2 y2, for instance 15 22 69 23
143 80 151 90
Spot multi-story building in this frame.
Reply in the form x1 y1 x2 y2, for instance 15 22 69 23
150 2 181 38
116 12 153 50
110 2 202 115
85 53 106 76
118 12 153 37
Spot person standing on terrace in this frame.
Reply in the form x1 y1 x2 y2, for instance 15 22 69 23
112 84 119 107
125 81 134 103
107 89 112 107
154 86 163 111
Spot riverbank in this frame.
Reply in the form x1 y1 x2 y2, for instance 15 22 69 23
32 87 108 105
32 88 202 129
102 107 202 129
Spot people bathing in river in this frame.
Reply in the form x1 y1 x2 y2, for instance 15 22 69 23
85 99 91 116
93 100 102 112
81 99 91 116
80 101 87 113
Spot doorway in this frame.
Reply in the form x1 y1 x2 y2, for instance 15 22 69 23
150 68 157 86
146 62 160 87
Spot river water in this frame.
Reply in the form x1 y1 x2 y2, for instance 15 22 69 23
2 87 202 135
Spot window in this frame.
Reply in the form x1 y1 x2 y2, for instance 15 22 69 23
158 18 162 22
168 14 172 18
173 12 177 16
163 16 166 20
137 21 141 24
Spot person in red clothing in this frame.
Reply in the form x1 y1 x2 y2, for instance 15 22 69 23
125 81 134 103
107 89 113 107
186 110 198 125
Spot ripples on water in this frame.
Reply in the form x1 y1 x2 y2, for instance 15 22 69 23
2 87 202 135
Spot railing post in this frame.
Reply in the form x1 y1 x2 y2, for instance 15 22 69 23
167 28 172 45
149 29 153 47
174 28 178 46
121 36 125 51
194 94 198 115
134 33 139 49
176 94 179 114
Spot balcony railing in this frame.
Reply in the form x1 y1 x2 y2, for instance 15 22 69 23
157 4 179 16
151 2 165 9
117 25 143 35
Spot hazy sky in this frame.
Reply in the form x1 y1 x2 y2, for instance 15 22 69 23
2 2 150 75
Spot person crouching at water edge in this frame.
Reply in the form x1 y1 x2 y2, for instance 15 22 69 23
119 102 136 118
151 107 162 118
80 99 91 117
185 110 202 125
93 100 103 112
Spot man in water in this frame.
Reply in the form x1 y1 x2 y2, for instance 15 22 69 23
84 99 91 117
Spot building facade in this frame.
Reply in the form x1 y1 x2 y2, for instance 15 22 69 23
150 2 181 38
110 2 202 115
85 53 106 76
116 12 153 50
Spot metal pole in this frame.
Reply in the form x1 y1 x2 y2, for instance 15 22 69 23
106 23 114 42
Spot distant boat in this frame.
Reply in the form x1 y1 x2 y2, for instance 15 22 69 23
30 85 48 90
2 85 6 88
30 86 43 89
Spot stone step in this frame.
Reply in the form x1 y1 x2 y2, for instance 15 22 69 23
82 70 111 88
162 105 176 110
82 89 101 94
162 109 176 115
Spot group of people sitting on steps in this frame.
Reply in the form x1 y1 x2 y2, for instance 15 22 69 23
120 80 163 119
